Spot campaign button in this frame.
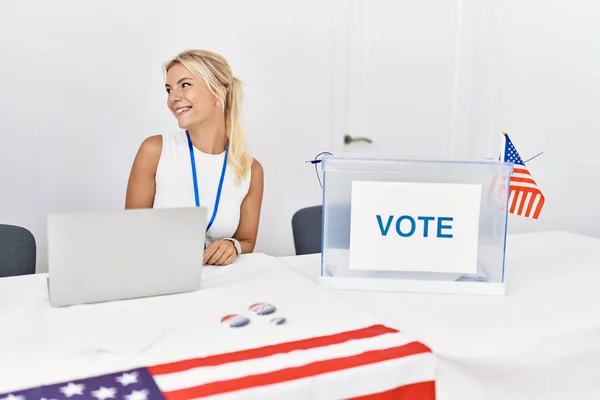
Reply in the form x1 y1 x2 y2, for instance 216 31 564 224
221 314 250 328
249 302 276 315
270 317 286 325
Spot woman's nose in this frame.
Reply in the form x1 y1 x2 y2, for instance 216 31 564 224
169 91 182 104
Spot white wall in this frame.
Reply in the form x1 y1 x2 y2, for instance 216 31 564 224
2 0 600 273
470 0 600 237
0 0 333 272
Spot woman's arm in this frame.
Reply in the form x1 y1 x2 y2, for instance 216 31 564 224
234 159 264 253
203 159 264 265
125 135 162 209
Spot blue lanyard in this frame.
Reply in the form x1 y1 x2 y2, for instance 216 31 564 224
186 131 228 233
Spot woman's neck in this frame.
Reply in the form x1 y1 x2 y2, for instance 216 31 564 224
187 121 227 154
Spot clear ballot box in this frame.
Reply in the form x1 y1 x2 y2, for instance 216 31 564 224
319 155 513 296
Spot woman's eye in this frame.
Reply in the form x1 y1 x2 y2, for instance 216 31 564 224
182 82 191 88
166 88 171 94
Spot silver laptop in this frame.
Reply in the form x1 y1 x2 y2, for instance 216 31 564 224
46 207 207 307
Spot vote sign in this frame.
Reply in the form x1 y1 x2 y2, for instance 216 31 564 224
348 181 482 274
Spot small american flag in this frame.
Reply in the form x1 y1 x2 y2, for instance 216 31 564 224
502 132 545 219
0 325 435 400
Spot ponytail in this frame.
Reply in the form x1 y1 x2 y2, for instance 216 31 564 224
225 77 253 185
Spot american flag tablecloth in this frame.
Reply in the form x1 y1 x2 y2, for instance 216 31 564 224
0 324 435 400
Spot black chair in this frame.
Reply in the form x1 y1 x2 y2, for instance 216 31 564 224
291 206 322 255
0 224 36 277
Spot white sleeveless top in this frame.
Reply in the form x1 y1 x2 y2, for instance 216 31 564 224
153 131 251 245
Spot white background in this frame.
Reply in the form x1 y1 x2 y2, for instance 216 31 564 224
348 182 481 274
1 0 599 272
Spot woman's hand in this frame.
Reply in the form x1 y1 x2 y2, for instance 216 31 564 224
203 240 238 266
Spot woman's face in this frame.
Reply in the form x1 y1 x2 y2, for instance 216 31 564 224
165 63 220 130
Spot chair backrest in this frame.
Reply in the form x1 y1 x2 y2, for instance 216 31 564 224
0 224 36 277
291 206 322 255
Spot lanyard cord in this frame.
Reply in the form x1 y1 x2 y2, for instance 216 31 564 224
186 131 229 233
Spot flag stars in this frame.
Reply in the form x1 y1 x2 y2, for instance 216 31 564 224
116 372 138 386
0 369 160 400
0 394 25 400
124 389 149 400
59 383 85 398
91 387 117 400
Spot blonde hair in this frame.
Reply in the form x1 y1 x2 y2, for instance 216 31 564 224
164 49 253 184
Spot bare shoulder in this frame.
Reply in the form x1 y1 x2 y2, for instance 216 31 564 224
139 135 163 156
248 158 264 194
133 135 163 169
251 158 263 176
250 158 264 184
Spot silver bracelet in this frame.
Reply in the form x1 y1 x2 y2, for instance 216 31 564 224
222 238 241 255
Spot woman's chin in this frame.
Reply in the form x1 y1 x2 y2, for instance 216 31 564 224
177 119 192 130
177 117 201 130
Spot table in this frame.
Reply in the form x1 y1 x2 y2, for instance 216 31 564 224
3 230 598 399
280 230 600 400
0 253 435 399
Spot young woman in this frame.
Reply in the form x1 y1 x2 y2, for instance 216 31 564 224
125 50 264 266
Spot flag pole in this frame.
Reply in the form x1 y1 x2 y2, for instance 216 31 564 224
499 131 508 162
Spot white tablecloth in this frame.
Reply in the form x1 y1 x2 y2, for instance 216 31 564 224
0 253 435 399
281 231 600 400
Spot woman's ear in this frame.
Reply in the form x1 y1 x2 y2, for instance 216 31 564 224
216 97 225 114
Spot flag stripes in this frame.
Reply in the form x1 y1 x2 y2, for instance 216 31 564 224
147 324 435 399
